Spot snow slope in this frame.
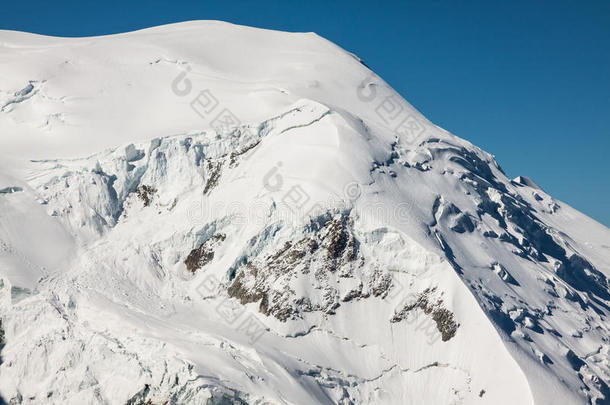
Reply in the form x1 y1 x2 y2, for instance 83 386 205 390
0 21 609 405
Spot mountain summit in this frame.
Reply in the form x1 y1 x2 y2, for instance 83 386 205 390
0 21 609 405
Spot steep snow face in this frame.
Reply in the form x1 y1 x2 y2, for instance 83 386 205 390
0 21 609 405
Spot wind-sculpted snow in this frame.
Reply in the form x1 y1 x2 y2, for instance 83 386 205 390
0 21 609 405
395 137 610 404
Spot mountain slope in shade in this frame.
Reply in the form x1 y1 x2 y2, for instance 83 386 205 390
0 21 609 405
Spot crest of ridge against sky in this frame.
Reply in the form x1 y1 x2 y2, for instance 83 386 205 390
0 0 608 226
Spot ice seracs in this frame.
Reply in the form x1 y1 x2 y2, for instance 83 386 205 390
0 21 609 405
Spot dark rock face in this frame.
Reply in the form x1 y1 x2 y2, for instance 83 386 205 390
391 288 459 342
136 185 156 207
203 160 223 195
0 318 5 366
226 213 401 322
185 233 226 273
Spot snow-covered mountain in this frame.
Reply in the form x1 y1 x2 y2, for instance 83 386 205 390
0 21 609 405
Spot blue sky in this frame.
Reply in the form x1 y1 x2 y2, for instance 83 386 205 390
1 0 609 226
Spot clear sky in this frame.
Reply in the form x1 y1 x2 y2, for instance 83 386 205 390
1 0 609 226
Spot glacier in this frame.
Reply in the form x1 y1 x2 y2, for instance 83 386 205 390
0 21 609 405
